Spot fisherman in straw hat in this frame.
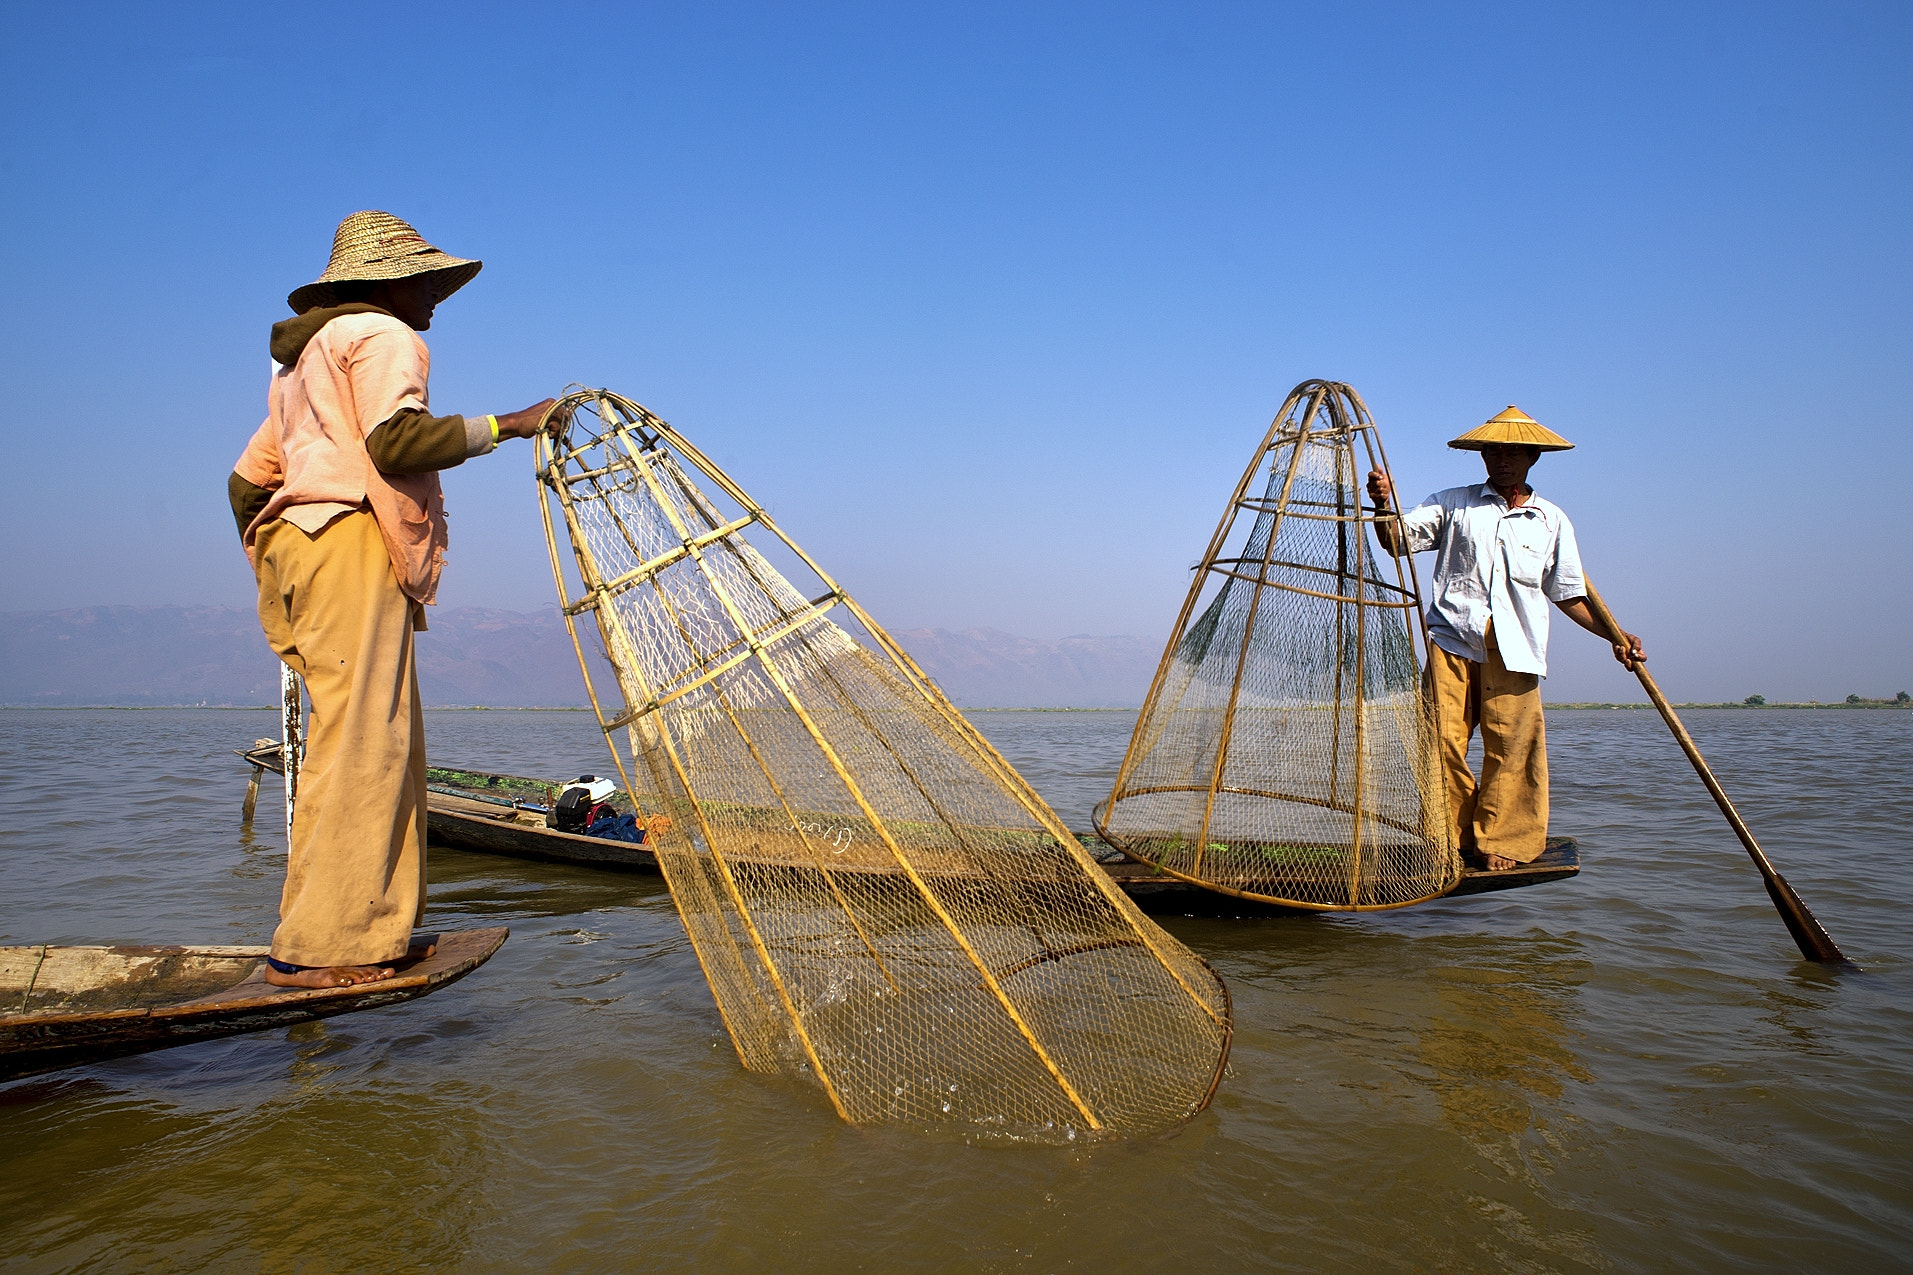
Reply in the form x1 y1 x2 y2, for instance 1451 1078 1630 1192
227 211 556 987
1367 407 1645 871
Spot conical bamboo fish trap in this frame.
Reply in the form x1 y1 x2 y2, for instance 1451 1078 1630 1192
1093 380 1460 910
535 389 1231 1136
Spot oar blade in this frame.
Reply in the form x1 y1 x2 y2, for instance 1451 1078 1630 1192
1762 873 1848 964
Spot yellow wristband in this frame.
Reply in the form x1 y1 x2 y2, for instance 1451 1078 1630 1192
487 414 500 446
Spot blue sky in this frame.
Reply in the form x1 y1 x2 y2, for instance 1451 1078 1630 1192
2 2 1907 701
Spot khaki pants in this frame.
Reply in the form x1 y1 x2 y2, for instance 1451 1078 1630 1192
1425 626 1548 864
254 510 427 966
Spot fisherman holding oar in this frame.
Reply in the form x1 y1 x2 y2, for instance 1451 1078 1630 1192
227 212 555 988
1367 407 1645 871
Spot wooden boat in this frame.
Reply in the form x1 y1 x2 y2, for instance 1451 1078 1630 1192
237 746 1579 908
0 928 508 1083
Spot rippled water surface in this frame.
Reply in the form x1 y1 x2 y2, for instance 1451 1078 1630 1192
2 707 1910 1270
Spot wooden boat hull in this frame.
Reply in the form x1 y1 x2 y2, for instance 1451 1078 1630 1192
1099 839 1580 915
238 747 1581 905
0 927 508 1083
421 788 1580 905
429 793 653 868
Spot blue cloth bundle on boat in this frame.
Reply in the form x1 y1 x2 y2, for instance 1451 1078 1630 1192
586 812 646 843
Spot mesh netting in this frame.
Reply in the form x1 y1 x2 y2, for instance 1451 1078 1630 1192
536 389 1232 1137
1094 380 1460 910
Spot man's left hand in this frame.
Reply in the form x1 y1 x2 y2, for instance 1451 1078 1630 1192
1612 631 1645 669
495 399 560 441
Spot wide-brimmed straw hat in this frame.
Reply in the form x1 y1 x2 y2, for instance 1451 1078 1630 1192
287 210 482 313
1448 405 1575 452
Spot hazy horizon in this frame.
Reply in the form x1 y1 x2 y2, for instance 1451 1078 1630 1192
3 603 1905 708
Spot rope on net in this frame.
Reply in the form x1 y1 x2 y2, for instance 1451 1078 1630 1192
535 389 1232 1137
1093 379 1462 911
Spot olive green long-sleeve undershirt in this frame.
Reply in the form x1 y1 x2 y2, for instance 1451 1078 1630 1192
227 409 478 541
366 407 474 474
229 471 273 540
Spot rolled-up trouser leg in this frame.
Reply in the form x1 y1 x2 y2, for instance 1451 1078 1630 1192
1473 627 1548 863
254 509 427 967
1424 639 1481 854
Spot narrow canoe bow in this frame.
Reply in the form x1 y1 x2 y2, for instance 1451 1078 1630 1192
0 927 508 1083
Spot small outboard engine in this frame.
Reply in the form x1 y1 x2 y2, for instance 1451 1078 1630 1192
552 775 619 833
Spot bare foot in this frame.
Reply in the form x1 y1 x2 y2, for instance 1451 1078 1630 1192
264 963 396 989
262 940 434 988
1483 853 1520 871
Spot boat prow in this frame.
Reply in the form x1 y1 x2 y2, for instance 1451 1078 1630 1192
0 927 508 1083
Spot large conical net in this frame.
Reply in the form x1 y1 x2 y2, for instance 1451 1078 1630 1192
1094 380 1460 910
536 389 1232 1136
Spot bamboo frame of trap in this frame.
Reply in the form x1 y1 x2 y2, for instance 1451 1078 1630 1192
1093 379 1461 911
534 388 1231 1129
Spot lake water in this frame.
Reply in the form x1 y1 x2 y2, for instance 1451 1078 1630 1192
2 707 1909 1270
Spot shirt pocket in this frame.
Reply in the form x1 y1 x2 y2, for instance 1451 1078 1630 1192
1502 525 1549 588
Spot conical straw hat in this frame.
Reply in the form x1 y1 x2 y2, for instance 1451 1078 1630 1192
287 211 482 313
1447 405 1574 451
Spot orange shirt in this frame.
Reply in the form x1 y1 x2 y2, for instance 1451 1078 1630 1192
234 313 450 604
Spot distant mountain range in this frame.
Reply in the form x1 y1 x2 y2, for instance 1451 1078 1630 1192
890 626 1161 708
0 607 1162 709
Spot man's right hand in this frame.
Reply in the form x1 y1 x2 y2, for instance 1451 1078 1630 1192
495 399 560 441
1366 467 1393 509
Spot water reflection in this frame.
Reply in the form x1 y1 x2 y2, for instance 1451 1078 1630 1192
1416 938 1592 1179
229 824 281 881
0 1048 499 1271
423 845 670 923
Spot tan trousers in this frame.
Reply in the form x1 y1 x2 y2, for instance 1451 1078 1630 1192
255 510 427 966
1425 625 1548 864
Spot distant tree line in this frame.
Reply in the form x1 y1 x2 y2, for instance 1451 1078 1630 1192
1740 692 1910 707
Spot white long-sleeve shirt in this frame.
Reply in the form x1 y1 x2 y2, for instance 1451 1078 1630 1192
1395 483 1585 677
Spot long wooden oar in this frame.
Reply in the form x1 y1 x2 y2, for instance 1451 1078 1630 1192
1582 584 1848 964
